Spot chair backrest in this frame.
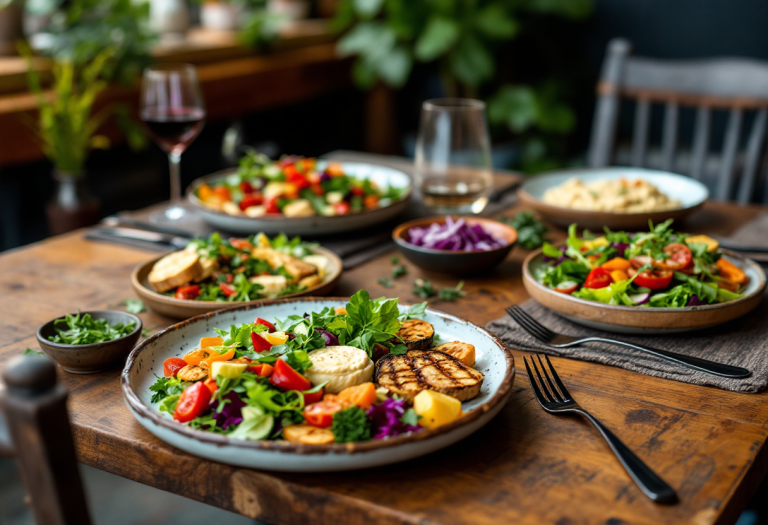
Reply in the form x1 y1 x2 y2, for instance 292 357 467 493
0 355 93 525
588 38 768 204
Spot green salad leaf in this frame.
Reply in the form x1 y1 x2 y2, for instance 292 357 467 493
48 312 136 345
149 376 187 404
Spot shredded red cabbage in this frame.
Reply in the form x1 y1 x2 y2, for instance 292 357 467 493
406 216 507 252
686 294 705 307
215 391 246 430
610 242 630 258
367 397 421 439
315 328 338 346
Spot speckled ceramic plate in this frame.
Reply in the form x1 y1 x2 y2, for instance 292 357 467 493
130 245 343 319
122 298 515 472
518 167 708 230
523 248 767 334
187 162 412 235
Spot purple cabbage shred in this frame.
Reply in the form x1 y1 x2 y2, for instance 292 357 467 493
315 328 339 346
406 216 507 252
367 397 421 439
686 295 705 307
214 391 246 430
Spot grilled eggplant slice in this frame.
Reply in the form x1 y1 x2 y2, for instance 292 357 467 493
375 349 483 402
395 319 434 350
434 342 476 368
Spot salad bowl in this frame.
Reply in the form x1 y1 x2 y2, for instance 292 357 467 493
519 167 708 230
122 297 515 472
187 162 412 235
523 248 766 334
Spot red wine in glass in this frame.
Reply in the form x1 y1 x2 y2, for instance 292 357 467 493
141 107 205 154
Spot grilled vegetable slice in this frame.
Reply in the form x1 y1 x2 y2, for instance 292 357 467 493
434 342 476 367
148 251 203 293
394 319 434 350
374 349 483 402
177 364 208 382
283 424 335 445
251 247 317 280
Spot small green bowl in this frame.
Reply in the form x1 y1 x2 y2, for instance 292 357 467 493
36 310 143 374
392 216 518 275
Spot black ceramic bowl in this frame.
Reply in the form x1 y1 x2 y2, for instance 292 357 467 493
392 216 518 275
36 310 143 374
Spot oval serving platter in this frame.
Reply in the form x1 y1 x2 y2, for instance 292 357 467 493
523 248 767 334
122 298 515 472
187 162 412 235
518 167 709 230
131 245 343 319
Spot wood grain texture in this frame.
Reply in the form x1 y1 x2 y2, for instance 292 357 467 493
0 201 767 525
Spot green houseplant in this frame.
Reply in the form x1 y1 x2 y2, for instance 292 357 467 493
333 0 592 171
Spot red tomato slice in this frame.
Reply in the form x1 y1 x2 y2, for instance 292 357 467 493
659 243 693 269
303 388 324 405
631 255 654 269
239 194 263 211
163 357 187 378
584 268 612 289
265 196 281 214
240 181 254 194
303 398 343 428
219 282 236 297
173 382 212 423
254 317 276 332
553 281 579 294
633 269 674 290
230 238 254 251
175 284 201 300
250 332 273 352
334 201 351 215
350 187 365 197
270 359 311 392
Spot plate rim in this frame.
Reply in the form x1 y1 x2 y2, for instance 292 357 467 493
121 296 515 456
130 245 343 310
186 162 413 222
518 166 709 216
523 246 767 314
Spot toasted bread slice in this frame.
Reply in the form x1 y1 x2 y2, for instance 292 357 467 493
193 257 219 283
148 251 202 293
375 349 483 402
394 319 434 350
251 247 317 280
434 342 476 367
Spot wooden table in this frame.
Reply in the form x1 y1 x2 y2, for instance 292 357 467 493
1 199 767 524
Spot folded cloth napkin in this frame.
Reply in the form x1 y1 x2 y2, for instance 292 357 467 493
486 298 768 393
719 213 768 262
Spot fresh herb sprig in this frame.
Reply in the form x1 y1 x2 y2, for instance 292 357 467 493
439 282 465 301
413 278 436 298
332 406 371 443
502 212 548 249
48 312 136 345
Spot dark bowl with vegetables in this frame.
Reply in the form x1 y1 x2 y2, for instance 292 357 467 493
392 216 517 275
36 311 143 374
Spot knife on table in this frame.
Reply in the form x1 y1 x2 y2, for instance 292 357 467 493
85 227 192 251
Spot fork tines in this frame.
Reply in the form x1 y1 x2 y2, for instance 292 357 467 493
505 305 556 344
524 354 573 405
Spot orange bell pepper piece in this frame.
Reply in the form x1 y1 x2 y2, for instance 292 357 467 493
337 382 377 410
198 184 214 201
203 377 218 395
202 347 236 368
716 258 748 284
601 257 631 271
200 336 224 348
609 270 629 283
183 348 213 366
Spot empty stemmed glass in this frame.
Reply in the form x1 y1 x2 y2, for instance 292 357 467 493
140 64 206 223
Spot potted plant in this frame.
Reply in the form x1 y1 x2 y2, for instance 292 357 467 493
22 45 145 234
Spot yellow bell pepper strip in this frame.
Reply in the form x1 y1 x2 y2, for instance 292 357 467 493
685 235 719 253
716 258 748 284
610 270 630 283
200 336 224 348
601 257 631 272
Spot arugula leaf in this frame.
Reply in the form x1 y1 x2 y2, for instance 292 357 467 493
541 242 563 259
149 376 187 404
48 312 136 345
537 260 590 288
388 343 408 356
122 298 146 314
331 406 371 443
438 281 465 301
401 301 427 320
413 279 436 298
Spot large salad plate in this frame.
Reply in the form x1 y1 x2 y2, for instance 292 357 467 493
131 246 343 319
187 162 412 235
519 167 708 230
122 298 515 472
523 248 767 334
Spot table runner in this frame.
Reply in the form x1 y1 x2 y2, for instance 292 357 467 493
486 297 768 393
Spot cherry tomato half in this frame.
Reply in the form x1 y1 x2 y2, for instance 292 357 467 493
265 197 281 214
633 269 674 290
173 382 212 423
334 202 351 215
584 267 612 289
229 238 254 251
553 281 579 294
219 282 236 297
175 284 201 300
239 194 263 211
303 387 324 405
163 357 187 378
270 359 311 392
254 317 276 332
303 398 343 428
660 243 693 269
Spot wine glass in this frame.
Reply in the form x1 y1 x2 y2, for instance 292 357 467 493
414 98 493 214
141 64 206 223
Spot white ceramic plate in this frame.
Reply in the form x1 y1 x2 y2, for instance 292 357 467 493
523 249 767 334
122 298 515 472
519 167 709 230
187 162 412 235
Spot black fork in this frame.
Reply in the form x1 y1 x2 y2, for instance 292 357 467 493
524 354 677 504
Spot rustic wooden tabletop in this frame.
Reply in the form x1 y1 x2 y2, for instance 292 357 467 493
0 198 766 525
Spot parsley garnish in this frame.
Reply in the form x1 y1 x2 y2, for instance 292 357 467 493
438 281 465 302
391 264 407 278
23 348 42 356
121 298 146 314
413 278 436 298
149 376 186 404
331 407 371 443
48 312 136 345
390 256 399 265
501 212 548 250
378 277 394 288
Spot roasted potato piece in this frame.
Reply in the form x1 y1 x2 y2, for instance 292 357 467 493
177 365 207 382
395 319 434 350
298 274 321 289
283 424 335 445
148 251 202 293
434 342 476 367
251 247 317 280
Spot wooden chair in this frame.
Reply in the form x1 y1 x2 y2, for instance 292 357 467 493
588 38 768 204
0 355 93 525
